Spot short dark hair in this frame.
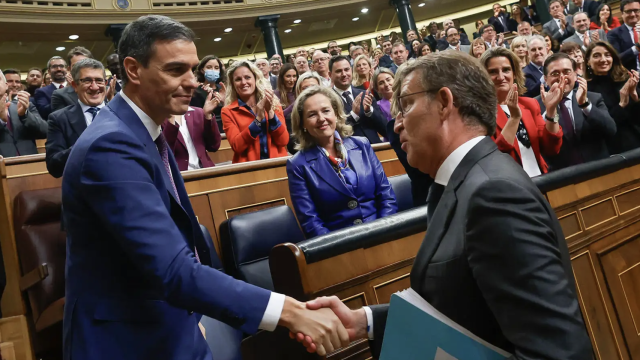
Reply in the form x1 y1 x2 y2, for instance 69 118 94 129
406 29 418 36
543 52 576 75
620 0 640 12
445 27 459 36
382 39 392 45
71 58 105 83
27 67 42 75
269 55 282 64
329 55 350 72
118 15 196 87
2 68 20 76
479 24 495 34
549 0 564 9
66 46 93 65
195 55 225 83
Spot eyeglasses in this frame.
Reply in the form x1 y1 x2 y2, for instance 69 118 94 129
78 78 106 86
548 69 574 77
396 90 436 116
50 64 66 70
312 58 329 64
623 9 640 14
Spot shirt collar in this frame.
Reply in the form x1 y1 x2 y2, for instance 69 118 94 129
78 100 105 113
333 85 353 96
120 91 162 141
625 23 634 31
564 89 574 100
51 81 67 88
530 62 544 72
434 136 486 186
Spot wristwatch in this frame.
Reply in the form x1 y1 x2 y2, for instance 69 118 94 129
253 118 262 127
578 100 590 108
545 113 559 123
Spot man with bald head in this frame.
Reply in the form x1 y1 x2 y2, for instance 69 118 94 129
295 56 310 74
437 18 470 50
517 21 535 36
255 58 277 89
296 47 309 61
311 50 331 86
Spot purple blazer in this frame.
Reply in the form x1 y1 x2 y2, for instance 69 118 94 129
162 107 221 171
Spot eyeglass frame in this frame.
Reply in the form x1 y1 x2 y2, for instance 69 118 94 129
396 88 452 116
547 68 574 78
49 64 66 70
77 77 106 86
623 8 640 14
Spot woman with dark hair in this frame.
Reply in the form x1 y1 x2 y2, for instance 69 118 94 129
275 63 298 119
480 47 563 176
507 4 533 33
586 41 640 153
416 42 432 57
42 69 51 87
287 54 296 64
589 3 620 33
410 39 422 59
540 31 558 54
560 42 586 76
191 55 226 124
473 20 485 39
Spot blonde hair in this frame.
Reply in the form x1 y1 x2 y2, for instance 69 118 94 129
291 86 353 150
224 60 280 109
352 55 373 87
510 36 530 66
372 67 394 94
295 71 324 96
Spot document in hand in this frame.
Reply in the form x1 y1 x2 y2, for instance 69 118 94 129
380 288 511 360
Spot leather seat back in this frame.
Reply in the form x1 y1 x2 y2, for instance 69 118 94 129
199 224 223 271
388 174 413 212
219 206 305 291
13 188 66 323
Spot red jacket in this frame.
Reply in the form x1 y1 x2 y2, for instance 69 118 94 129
492 97 563 174
221 100 289 163
162 107 220 171
589 17 621 33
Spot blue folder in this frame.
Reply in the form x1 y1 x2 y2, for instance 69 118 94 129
380 289 511 360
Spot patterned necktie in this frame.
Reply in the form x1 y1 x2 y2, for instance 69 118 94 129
59 84 64 89
5 109 12 134
427 183 445 225
154 133 201 263
85 107 99 123
559 97 574 139
342 91 353 113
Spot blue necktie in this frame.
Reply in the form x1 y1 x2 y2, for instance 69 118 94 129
85 107 99 123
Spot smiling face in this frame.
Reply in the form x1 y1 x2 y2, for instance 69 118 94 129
544 58 576 95
407 30 419 42
355 58 371 76
232 65 256 102
486 56 514 98
421 45 432 57
473 42 486 58
588 45 613 75
283 69 297 91
513 42 528 58
621 0 640 26
382 41 392 54
573 13 590 33
49 59 68 83
518 21 532 36
599 5 611 19
302 93 337 142
4 73 22 93
446 28 460 46
412 40 421 54
295 57 310 73
376 72 394 100
73 67 106 107
330 59 353 90
529 39 548 66
270 60 281 75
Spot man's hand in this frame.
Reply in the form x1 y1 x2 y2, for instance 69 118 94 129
279 297 350 356
65 72 73 86
352 92 363 115
203 91 223 118
558 13 567 29
291 296 369 354
541 74 566 117
106 76 117 102
0 93 7 123
583 32 591 47
575 77 588 105
497 33 505 46
362 88 374 113
16 91 30 117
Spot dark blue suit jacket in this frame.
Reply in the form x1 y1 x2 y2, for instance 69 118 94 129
62 94 271 360
607 25 639 72
524 62 544 98
338 87 388 144
45 103 87 178
34 83 58 120
286 136 397 238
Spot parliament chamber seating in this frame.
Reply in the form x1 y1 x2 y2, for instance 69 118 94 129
387 174 413 212
219 205 305 292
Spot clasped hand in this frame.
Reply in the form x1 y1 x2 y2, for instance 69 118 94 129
255 89 276 121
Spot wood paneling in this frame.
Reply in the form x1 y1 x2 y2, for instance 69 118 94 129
559 212 582 239
616 187 640 215
581 198 618 230
373 273 410 304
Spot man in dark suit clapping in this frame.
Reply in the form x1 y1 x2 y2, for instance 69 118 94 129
50 46 94 113
607 0 640 72
295 51 593 360
45 58 106 178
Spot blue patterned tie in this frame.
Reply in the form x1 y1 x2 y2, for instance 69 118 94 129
85 107 99 123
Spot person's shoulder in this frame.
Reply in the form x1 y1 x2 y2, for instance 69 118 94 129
467 151 539 195
288 149 309 168
48 103 77 120
34 85 50 95
346 135 370 148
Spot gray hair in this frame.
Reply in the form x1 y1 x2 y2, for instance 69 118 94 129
255 58 269 65
118 15 196 87
372 67 394 93
71 58 106 82
350 45 364 56
47 56 66 70
291 85 353 150
528 34 546 48
393 51 497 135
295 71 324 96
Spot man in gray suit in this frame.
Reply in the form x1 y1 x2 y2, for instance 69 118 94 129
0 71 48 157
443 27 471 53
543 0 575 41
562 12 608 50
51 46 94 113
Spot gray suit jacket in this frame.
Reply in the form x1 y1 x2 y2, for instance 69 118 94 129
444 44 471 53
368 137 592 360
0 101 48 157
543 17 574 41
562 29 607 49
51 86 78 115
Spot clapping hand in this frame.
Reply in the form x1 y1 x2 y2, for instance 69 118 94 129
558 13 567 29
541 74 566 117
497 33 505 46
621 70 640 107
352 92 363 115
506 84 522 120
106 76 117 102
362 88 374 114
575 77 588 105
203 90 224 118
65 72 73 86
15 91 30 117
0 93 7 123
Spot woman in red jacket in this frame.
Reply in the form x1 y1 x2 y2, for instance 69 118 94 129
480 47 563 176
221 60 289 163
589 3 621 33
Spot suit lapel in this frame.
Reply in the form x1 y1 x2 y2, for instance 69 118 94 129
69 104 88 137
571 94 584 141
410 138 498 291
306 147 353 197
185 111 197 149
345 139 363 192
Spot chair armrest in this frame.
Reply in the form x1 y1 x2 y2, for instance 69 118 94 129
19 263 49 292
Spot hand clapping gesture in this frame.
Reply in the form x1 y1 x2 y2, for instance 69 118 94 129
352 92 363 115
362 88 374 114
506 84 522 120
558 14 567 30
497 33 505 47
575 77 588 106
106 76 117 102
65 72 73 87
0 93 7 123
15 91 31 117
541 74 566 117
256 89 276 121
620 70 639 107
203 90 224 119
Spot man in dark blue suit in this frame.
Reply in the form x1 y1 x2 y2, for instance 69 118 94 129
571 0 599 18
35 56 69 120
46 58 107 178
106 53 123 93
524 35 550 98
488 3 511 33
378 39 394 69
61 15 349 360
329 55 387 144
607 0 640 72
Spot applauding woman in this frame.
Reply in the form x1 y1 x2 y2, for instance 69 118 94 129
372 68 395 122
481 47 563 176
352 55 374 90
221 60 289 163
287 86 397 238
275 63 299 119
590 3 620 33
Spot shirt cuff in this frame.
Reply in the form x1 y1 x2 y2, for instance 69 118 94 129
581 103 592 116
363 306 374 340
632 46 639 56
258 292 286 331
350 110 360 122
248 119 263 138
268 114 282 131
558 28 565 35
365 108 374 117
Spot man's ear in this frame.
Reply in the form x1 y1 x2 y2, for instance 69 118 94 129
123 57 141 86
435 87 455 121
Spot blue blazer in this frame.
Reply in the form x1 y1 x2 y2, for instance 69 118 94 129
34 83 57 120
607 25 639 72
524 62 544 98
62 94 271 360
287 136 397 238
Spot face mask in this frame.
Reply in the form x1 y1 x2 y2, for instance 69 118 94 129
204 70 220 83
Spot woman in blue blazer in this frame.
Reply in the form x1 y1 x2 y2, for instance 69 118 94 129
287 86 397 238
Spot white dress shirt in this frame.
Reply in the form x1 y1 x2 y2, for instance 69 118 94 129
500 105 541 177
175 109 201 170
320 76 331 87
554 18 566 35
78 100 105 126
624 24 640 70
333 85 374 121
120 91 285 331
364 135 487 340
51 81 67 89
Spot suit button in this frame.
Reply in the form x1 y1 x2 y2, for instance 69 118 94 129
188 310 194 315
353 219 363 225
348 200 358 209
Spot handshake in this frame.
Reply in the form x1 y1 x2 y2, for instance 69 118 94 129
279 296 369 356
